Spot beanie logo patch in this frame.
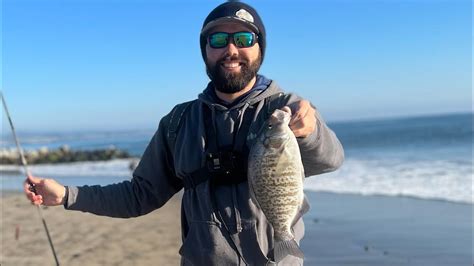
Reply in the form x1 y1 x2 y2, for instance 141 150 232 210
235 9 254 23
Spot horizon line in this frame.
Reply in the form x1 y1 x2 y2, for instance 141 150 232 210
5 110 472 135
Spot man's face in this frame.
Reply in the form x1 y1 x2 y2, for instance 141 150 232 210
205 22 261 94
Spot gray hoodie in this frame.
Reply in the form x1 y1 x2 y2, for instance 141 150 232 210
65 77 344 265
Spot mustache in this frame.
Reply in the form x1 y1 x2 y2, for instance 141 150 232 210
218 55 249 64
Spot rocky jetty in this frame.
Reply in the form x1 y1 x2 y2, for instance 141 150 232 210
0 145 132 165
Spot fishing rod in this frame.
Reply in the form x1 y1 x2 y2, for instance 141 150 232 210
1 91 60 266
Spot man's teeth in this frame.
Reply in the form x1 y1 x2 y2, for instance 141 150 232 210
223 62 240 68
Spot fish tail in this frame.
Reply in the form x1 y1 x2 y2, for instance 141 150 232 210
272 239 304 263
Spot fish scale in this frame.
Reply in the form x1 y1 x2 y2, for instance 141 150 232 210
248 109 305 263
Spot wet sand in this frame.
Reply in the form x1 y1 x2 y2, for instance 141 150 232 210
302 192 473 266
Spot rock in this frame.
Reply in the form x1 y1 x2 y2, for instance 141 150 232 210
129 159 139 172
38 147 49 155
0 146 133 165
59 145 70 153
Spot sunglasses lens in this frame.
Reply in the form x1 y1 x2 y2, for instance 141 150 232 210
234 32 254 48
208 32 256 48
209 33 229 48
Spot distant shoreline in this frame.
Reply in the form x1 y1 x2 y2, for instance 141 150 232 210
0 145 134 165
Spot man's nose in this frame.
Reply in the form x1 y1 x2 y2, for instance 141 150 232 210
224 42 239 56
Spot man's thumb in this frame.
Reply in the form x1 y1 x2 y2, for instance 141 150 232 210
281 106 292 116
27 174 42 185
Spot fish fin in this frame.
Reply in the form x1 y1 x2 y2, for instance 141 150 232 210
291 196 310 226
273 239 304 263
300 194 310 213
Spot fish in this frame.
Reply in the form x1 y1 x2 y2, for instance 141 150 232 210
247 109 305 263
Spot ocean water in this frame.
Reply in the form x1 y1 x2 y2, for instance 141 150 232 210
305 112 473 204
1 113 472 204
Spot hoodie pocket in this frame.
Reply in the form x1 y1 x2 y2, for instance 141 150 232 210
234 219 271 265
179 220 238 265
179 220 270 266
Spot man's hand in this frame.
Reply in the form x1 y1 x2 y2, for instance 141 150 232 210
281 100 317 138
24 175 66 206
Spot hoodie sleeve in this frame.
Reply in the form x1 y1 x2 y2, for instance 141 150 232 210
286 94 345 177
65 115 183 218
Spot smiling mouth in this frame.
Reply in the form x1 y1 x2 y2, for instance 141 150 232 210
221 61 244 71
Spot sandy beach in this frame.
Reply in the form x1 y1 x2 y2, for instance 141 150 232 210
1 191 182 266
1 190 472 266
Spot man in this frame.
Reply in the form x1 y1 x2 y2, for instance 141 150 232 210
24 1 344 265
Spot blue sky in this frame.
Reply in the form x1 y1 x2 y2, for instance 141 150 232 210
2 0 472 132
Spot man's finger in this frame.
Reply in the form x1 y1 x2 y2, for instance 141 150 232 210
25 192 35 201
280 106 292 115
289 105 309 126
34 194 43 201
30 194 43 204
24 187 37 203
292 128 305 138
23 179 36 195
23 179 31 191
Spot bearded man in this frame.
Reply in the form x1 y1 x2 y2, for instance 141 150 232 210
24 2 344 265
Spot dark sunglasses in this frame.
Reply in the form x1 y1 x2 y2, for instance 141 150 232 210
208 31 258 49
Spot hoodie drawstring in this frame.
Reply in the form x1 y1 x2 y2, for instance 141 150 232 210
232 186 243 233
209 104 220 148
232 102 250 233
235 103 250 137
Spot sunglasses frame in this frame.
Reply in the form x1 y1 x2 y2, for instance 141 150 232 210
208 31 258 49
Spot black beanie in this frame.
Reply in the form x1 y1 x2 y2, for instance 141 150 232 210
200 1 266 63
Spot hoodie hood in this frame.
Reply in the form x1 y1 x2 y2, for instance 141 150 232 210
198 74 283 111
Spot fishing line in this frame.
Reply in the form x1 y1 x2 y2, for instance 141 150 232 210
1 91 60 266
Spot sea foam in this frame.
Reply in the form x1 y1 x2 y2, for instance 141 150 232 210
0 158 136 177
304 157 473 204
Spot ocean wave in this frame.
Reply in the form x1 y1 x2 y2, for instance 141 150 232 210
0 158 137 178
304 158 473 204
2 157 471 205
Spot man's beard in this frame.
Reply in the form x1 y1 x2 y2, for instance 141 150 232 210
206 54 262 94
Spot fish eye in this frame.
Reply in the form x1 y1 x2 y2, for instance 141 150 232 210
268 124 272 129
